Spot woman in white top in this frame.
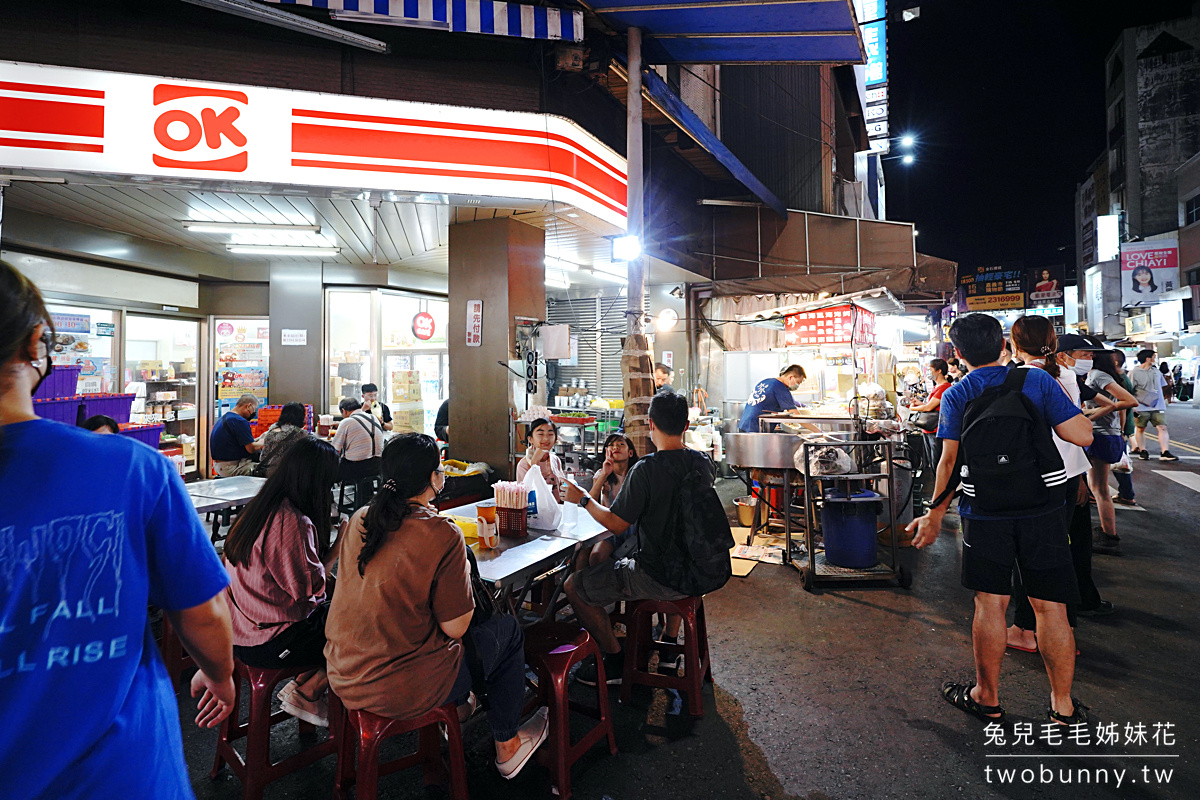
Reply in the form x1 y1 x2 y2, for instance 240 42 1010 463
516 418 566 498
1006 319 1115 653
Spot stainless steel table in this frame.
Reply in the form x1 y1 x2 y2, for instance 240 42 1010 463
444 500 613 623
187 476 267 542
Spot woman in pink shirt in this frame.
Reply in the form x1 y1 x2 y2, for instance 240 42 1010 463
224 437 341 726
516 418 566 497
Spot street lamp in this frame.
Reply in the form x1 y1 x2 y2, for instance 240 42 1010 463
902 154 914 164
900 134 915 147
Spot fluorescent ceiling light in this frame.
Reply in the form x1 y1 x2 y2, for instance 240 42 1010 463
181 0 391 52
593 261 627 278
0 174 66 184
227 245 340 256
184 221 321 234
545 257 580 272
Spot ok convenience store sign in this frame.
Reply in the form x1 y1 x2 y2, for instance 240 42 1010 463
0 60 627 228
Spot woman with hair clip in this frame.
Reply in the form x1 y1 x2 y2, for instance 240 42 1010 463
0 260 235 798
325 433 550 780
224 436 341 725
1005 318 1115 655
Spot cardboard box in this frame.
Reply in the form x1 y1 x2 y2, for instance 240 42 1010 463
181 358 197 373
153 391 177 401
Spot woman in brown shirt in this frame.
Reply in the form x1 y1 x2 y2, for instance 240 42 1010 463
325 433 549 779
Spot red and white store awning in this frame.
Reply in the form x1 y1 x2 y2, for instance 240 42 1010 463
0 61 626 229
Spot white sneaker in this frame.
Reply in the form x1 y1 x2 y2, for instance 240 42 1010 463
280 690 330 727
276 679 299 705
496 707 550 780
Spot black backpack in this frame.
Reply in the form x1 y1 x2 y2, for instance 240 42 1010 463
933 368 1067 516
641 455 734 596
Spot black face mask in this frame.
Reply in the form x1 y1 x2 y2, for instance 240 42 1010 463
30 329 54 397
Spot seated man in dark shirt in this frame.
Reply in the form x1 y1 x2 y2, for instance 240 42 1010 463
210 393 263 477
565 392 714 685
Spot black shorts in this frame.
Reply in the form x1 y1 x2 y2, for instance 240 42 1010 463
234 602 330 669
960 511 1080 605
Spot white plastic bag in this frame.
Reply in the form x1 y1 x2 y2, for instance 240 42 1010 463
794 445 855 476
522 466 563 530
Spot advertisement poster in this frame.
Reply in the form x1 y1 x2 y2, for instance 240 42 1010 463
1026 265 1065 307
217 366 267 400
1121 240 1178 308
51 314 91 334
784 305 877 346
961 266 1025 311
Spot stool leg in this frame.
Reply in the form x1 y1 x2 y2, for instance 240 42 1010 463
355 719 384 800
698 601 713 683
331 698 355 800
418 724 446 786
209 670 242 779
546 661 573 800
441 717 470 800
619 606 645 705
242 673 275 800
593 652 618 755
682 609 704 718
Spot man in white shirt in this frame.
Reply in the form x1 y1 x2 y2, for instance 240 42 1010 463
1129 350 1178 462
331 397 386 482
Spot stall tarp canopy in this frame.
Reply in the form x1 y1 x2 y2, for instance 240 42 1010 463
734 287 905 327
708 252 958 298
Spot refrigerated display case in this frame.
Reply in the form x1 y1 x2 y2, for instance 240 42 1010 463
125 315 200 474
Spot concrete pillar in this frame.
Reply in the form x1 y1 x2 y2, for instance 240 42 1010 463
448 217 544 478
268 261 324 406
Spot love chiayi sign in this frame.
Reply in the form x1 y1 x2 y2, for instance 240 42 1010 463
1120 240 1178 308
0 60 628 228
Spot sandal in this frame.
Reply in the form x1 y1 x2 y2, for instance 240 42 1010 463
1048 697 1089 726
941 681 1005 723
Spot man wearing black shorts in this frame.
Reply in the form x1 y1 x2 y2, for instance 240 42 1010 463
907 314 1094 725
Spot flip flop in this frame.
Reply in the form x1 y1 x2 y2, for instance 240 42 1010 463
1006 642 1038 654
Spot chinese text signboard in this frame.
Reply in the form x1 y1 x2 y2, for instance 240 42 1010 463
466 300 483 347
1121 240 1178 308
961 266 1025 311
784 305 877 347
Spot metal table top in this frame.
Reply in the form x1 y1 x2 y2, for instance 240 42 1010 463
186 476 267 504
189 493 233 514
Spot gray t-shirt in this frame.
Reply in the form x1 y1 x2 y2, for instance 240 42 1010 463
1129 366 1167 412
1085 370 1121 436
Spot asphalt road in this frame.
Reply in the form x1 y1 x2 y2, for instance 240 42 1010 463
180 404 1200 800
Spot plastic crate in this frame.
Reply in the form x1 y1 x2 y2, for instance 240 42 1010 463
253 403 315 436
33 396 86 426
82 393 136 424
118 423 164 449
33 365 84 400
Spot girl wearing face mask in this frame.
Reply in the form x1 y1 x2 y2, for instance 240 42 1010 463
1067 339 1136 556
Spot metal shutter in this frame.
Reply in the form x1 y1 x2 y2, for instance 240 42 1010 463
546 297 600 394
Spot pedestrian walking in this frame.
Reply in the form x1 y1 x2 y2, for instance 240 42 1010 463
1110 349 1138 506
908 313 1094 726
1130 350 1178 461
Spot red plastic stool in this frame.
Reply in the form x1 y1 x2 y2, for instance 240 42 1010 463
524 622 619 800
620 596 713 717
334 702 468 800
209 662 338 800
158 613 194 690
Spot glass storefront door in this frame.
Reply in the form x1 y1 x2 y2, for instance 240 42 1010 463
213 318 269 419
45 304 119 394
328 290 374 415
124 315 201 474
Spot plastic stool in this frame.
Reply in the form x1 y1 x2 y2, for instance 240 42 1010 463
524 623 618 800
334 702 468 800
620 596 713 717
209 662 337 800
158 613 194 691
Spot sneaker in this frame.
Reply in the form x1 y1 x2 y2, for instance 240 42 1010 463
1160 451 1180 462
276 679 299 705
1077 600 1115 617
1138 449 1150 460
496 708 550 780
575 651 624 686
1091 531 1122 556
1111 495 1137 507
280 691 329 727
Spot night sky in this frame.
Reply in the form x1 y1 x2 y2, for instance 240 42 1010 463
887 0 1196 275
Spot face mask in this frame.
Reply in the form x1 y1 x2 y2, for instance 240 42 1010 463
30 329 54 397
1071 358 1093 376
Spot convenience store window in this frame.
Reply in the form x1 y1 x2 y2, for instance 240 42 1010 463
381 292 448 436
45 304 118 394
328 290 374 415
124 315 200 474
214 318 269 418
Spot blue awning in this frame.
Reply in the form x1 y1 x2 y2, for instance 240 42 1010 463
591 0 863 64
622 54 787 217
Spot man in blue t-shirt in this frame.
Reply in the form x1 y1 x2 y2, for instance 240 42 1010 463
0 303 234 799
907 313 1093 729
737 364 806 432
210 393 262 477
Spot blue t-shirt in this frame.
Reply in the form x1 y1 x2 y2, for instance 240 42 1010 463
0 419 229 800
936 366 1082 519
738 378 798 432
210 410 253 461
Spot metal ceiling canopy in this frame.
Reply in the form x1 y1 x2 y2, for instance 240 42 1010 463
588 0 864 64
736 286 904 329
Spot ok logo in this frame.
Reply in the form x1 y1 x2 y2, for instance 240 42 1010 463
152 84 248 172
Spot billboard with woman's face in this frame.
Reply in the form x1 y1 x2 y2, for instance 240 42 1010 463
1121 240 1178 308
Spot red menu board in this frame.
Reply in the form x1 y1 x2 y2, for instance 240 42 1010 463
784 304 876 346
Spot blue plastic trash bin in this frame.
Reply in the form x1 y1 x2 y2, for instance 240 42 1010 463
822 489 881 568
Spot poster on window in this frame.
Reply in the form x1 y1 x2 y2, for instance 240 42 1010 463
1121 240 1178 308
